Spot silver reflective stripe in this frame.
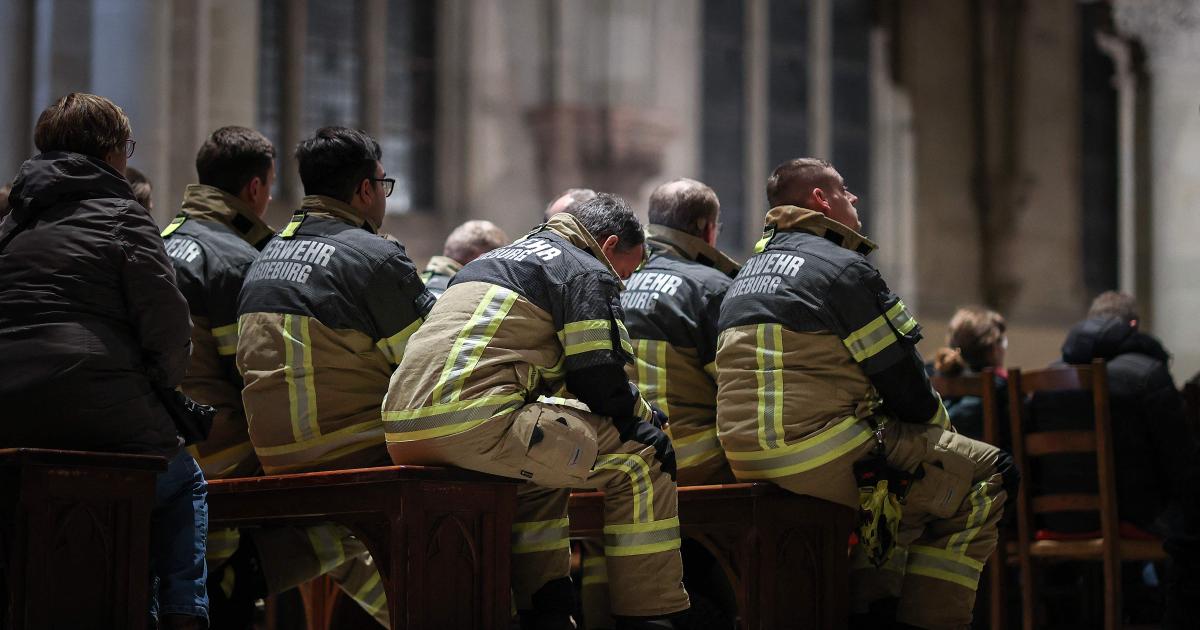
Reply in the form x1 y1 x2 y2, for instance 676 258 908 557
603 524 681 549
728 416 873 477
436 286 514 404
383 395 523 434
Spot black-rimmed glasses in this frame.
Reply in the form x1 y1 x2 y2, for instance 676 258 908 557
372 177 396 198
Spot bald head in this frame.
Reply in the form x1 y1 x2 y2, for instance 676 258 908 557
545 188 597 221
648 178 720 242
443 220 510 265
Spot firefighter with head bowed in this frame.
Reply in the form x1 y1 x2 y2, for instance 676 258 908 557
384 193 690 630
715 158 1018 630
235 127 435 626
421 219 509 298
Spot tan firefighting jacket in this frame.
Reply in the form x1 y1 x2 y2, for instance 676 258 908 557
421 255 461 297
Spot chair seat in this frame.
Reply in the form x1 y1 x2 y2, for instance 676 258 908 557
1024 537 1167 561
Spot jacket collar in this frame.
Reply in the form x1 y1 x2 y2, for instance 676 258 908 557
761 205 876 256
645 224 740 277
542 212 624 284
424 255 462 277
300 195 377 233
178 184 274 248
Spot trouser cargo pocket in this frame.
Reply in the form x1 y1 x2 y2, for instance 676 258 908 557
495 404 598 485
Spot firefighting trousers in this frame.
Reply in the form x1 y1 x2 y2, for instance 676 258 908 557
388 401 691 618
847 422 1013 630
248 524 390 626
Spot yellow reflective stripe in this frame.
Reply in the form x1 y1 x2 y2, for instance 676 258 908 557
594 454 654 523
347 570 387 617
615 318 634 356
280 212 305 238
375 317 423 365
673 427 722 468
929 401 951 429
581 556 608 585
755 324 785 449
906 545 983 591
206 528 241 565
889 300 918 335
307 525 348 574
511 518 570 554
603 516 681 557
383 393 524 442
727 415 873 478
432 286 517 403
703 360 717 381
559 319 616 356
161 214 186 238
283 315 319 442
213 322 239 356
947 480 998 555
633 339 670 417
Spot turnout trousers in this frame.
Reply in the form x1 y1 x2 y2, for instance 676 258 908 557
389 401 691 618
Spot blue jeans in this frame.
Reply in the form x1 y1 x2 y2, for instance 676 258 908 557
150 450 209 621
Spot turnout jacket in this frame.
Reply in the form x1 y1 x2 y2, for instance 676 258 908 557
0 152 191 456
621 224 739 474
421 255 461 298
162 185 274 478
237 195 434 473
383 212 656 444
715 206 950 507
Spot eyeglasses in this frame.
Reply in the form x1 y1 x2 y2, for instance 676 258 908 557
124 139 136 159
371 177 396 198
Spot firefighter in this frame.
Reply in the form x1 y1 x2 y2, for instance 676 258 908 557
715 158 1017 630
384 194 689 630
580 179 740 629
236 127 435 626
421 219 509 297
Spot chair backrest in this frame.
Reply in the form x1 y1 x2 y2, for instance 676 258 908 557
929 367 1003 447
1006 360 1118 549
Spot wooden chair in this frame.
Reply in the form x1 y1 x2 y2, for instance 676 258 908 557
1007 361 1166 630
930 368 1007 630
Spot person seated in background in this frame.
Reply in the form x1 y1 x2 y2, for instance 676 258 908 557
0 182 12 222
930 306 1008 443
127 165 154 213
0 92 206 629
421 219 509 297
544 187 597 222
1033 291 1200 628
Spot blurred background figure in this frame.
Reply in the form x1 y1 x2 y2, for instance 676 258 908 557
931 306 1008 442
0 183 11 222
544 187 597 222
127 165 153 212
422 218 509 297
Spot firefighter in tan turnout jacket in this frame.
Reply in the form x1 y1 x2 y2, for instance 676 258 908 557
384 196 690 630
236 128 435 626
715 159 1017 630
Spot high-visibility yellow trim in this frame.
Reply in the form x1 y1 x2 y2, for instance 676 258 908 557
633 340 670 418
195 441 255 478
703 360 717 381
601 515 679 535
213 322 239 356
559 319 616 357
348 570 387 617
727 415 873 479
755 324 785 449
615 319 634 356
254 419 381 456
383 393 524 442
674 427 723 468
842 301 919 364
511 518 570 554
280 212 306 238
161 214 187 238
603 516 681 557
948 480 998 555
307 525 348 574
283 315 319 442
207 527 241 566
594 454 654 523
375 317 423 365
906 545 983 591
432 286 517 403
928 395 952 429
582 555 609 585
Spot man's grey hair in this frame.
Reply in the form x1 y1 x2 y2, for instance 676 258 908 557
648 178 720 237
545 188 597 221
1088 291 1139 323
443 219 510 265
564 193 644 251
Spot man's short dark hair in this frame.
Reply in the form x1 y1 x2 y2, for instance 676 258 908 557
33 92 132 161
125 166 153 209
295 127 381 203
196 126 276 197
766 157 836 208
1088 291 1139 323
564 193 644 251
648 178 719 237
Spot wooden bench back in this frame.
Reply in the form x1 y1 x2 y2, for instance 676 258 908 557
929 367 1002 446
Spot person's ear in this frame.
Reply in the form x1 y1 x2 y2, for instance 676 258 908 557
702 220 718 247
601 234 619 254
811 187 830 212
356 178 373 205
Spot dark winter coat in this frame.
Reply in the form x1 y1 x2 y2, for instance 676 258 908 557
0 152 191 455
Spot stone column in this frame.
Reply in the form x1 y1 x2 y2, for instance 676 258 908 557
1114 0 1200 380
0 0 36 180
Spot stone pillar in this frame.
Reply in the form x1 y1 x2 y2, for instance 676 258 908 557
208 0 261 128
0 0 36 180
167 0 212 219
1114 0 1200 380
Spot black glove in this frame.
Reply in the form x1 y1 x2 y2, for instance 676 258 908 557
648 403 668 429
614 414 677 482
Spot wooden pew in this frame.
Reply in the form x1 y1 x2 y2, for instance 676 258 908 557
207 465 520 630
569 483 855 630
0 447 167 630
